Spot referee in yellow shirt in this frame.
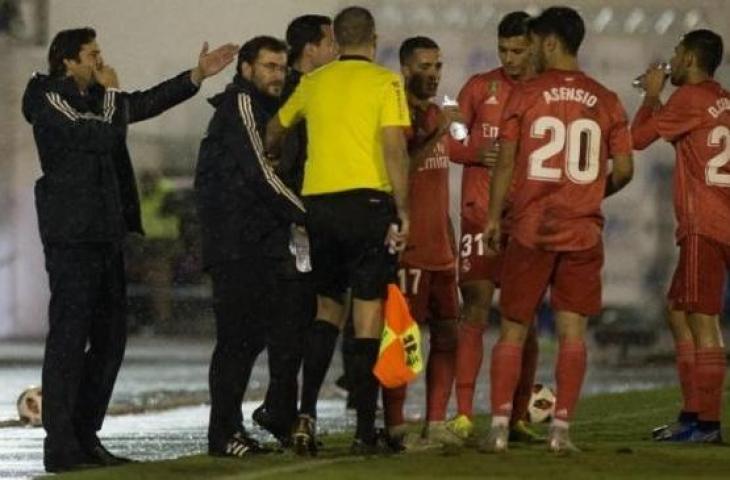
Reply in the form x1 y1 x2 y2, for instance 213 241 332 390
266 6 410 454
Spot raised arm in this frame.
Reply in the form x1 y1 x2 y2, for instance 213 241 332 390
107 42 238 124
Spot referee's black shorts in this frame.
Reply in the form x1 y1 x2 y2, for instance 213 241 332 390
304 189 397 301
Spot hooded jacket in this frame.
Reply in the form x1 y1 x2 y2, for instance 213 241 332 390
22 70 199 245
195 76 305 269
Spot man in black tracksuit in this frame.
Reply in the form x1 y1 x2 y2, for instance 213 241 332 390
252 14 336 448
195 36 306 457
21 28 237 472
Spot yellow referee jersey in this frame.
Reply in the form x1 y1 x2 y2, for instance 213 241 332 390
277 56 410 196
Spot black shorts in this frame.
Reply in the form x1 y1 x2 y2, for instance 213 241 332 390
304 189 397 301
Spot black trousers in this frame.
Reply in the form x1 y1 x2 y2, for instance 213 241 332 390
42 243 127 459
263 264 315 430
208 253 313 450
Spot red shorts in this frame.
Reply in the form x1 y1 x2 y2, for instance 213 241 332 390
397 263 460 323
500 239 604 324
668 235 730 315
458 215 503 285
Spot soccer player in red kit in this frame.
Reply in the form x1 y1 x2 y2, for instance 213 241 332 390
482 7 634 453
382 36 462 448
447 11 542 443
632 29 728 444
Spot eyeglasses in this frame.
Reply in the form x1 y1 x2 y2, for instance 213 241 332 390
255 62 287 74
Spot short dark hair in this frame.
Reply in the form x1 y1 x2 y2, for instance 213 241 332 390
399 36 439 66
47 27 96 77
528 6 585 56
286 15 332 65
333 6 375 47
235 35 287 77
498 11 530 38
681 29 724 76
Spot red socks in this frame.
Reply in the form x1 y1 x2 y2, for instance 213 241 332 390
490 342 523 418
426 328 457 422
455 322 485 417
383 384 407 427
511 331 539 424
675 341 699 414
554 341 587 423
695 347 726 423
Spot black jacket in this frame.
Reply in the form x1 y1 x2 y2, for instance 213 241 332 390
195 76 305 269
276 69 307 193
22 71 200 245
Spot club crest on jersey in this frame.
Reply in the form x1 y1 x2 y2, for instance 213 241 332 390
489 80 500 95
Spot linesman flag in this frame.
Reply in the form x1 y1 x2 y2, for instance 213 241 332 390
373 284 423 388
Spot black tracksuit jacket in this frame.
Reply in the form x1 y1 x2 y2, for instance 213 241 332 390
194 76 305 269
22 71 200 245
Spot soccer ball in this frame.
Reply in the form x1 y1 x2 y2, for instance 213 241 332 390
526 384 556 424
17 386 42 427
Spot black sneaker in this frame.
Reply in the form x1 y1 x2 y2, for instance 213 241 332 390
85 443 135 466
44 438 102 473
210 431 272 458
252 404 292 447
44 452 100 473
350 430 401 456
291 414 317 456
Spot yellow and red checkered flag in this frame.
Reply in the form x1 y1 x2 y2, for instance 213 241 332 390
373 284 423 388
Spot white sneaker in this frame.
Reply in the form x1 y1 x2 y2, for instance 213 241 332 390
423 421 464 447
547 425 580 454
478 424 509 453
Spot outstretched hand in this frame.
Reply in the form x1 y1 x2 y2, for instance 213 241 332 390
191 42 239 86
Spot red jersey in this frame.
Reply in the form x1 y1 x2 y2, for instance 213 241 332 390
401 103 455 270
500 69 632 251
452 68 516 225
632 81 730 245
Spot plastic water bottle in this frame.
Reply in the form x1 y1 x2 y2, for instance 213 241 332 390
632 63 671 90
441 95 468 141
289 224 312 273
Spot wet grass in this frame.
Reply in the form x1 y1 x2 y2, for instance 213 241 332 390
47 386 730 480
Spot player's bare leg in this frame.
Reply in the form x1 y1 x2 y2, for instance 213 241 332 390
685 313 725 443
451 280 494 440
479 317 528 453
293 295 345 455
548 310 587 454
653 309 699 440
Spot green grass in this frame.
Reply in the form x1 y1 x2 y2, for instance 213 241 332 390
46 387 730 480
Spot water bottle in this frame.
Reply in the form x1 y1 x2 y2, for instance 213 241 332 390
632 63 671 90
441 95 468 141
289 224 312 273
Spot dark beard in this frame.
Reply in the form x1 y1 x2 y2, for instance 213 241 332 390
407 75 433 101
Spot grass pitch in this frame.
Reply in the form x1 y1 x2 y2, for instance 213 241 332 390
47 386 730 480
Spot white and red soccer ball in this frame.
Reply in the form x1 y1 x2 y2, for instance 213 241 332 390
527 384 556 424
17 386 42 427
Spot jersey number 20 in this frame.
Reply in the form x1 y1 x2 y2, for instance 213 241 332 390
528 116 601 184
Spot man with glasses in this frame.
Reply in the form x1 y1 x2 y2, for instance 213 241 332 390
195 36 306 457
